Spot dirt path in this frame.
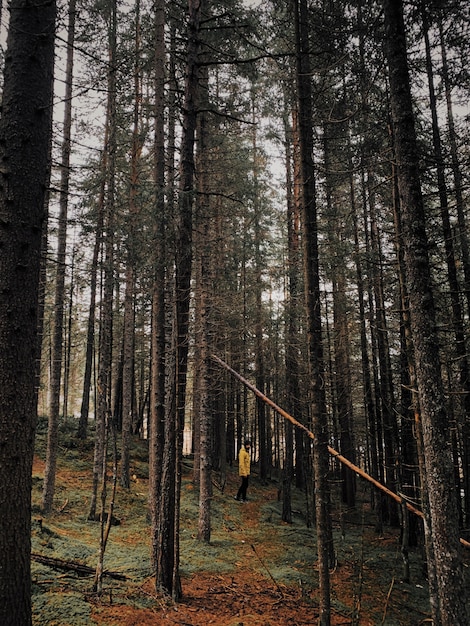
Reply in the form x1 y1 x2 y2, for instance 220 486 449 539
91 476 323 625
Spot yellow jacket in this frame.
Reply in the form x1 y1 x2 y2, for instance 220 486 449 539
238 445 251 477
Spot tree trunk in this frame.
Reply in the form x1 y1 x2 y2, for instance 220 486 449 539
42 0 76 514
252 97 268 481
323 121 356 509
195 63 212 541
368 179 399 526
154 0 203 599
282 102 300 524
438 14 470 530
389 131 421 547
0 0 56 622
355 2 380 511
422 4 470 531
293 0 332 622
291 108 306 491
149 0 166 562
437 14 470 322
89 0 117 522
121 0 142 489
62 247 75 422
383 0 468 622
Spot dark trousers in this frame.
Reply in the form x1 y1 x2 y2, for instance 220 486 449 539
236 476 249 501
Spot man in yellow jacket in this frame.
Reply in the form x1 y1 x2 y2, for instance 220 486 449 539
235 440 251 502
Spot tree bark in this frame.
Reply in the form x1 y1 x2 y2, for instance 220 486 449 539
89 0 117 521
121 0 142 489
293 0 332 622
42 0 76 514
149 0 166 565
76 141 106 441
291 108 306 491
252 97 269 481
0 0 56 622
154 0 203 599
383 0 469 622
422 4 470 532
282 103 300 524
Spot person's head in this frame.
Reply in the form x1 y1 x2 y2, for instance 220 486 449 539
244 439 251 450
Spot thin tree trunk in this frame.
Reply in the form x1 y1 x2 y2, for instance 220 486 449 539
367 173 399 527
252 96 268 481
389 128 421 548
42 0 76 514
89 0 117 522
437 14 470 321
196 224 212 542
77 132 107 441
121 0 142 489
355 1 380 512
291 108 306 491
282 103 299 524
195 63 212 541
92 412 118 595
149 0 166 568
63 246 75 421
323 121 356 509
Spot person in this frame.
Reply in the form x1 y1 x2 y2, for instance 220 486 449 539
235 440 251 502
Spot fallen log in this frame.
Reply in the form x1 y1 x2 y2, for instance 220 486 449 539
32 552 127 580
211 353 470 549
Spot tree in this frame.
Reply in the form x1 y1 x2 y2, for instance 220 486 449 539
149 0 166 580
42 0 77 514
293 0 333 622
121 0 143 489
383 0 469 623
89 0 118 522
153 0 204 599
0 0 56 622
194 73 212 540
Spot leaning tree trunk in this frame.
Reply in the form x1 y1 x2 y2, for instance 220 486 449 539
0 0 56 623
383 0 468 623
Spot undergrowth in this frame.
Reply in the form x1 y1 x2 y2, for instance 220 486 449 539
30 418 446 625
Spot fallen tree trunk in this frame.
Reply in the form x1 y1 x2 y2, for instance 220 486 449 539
211 354 470 549
32 552 127 580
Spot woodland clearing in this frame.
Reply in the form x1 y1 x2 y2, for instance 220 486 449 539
31 420 446 625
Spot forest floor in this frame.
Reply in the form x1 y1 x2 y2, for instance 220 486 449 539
30 420 455 625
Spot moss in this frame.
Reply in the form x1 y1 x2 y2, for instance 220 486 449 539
32 589 91 626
